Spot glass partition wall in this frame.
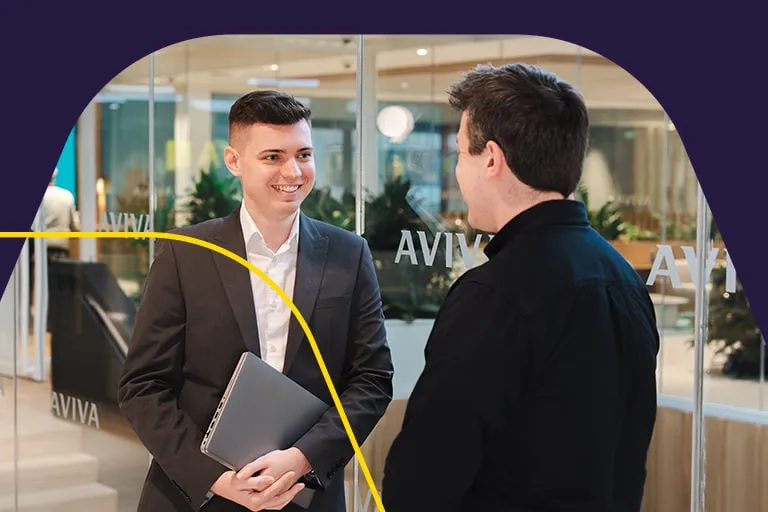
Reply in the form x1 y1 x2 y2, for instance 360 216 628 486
0 34 764 512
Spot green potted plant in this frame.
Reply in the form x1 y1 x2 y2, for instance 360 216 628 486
124 165 239 304
300 186 355 231
576 183 627 241
704 265 766 379
182 164 241 225
576 183 662 273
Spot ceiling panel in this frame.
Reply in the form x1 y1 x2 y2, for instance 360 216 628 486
103 35 662 112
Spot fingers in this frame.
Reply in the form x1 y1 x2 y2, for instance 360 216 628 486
238 456 271 479
229 472 274 494
265 470 298 497
243 474 276 492
260 482 306 510
248 471 300 509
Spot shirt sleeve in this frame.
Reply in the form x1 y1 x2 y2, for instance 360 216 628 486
382 278 520 512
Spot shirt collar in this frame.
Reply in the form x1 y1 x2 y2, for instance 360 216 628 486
240 202 300 253
483 199 589 259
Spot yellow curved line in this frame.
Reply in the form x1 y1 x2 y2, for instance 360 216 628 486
0 230 386 512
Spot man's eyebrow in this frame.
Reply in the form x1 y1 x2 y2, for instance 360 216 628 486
258 147 314 155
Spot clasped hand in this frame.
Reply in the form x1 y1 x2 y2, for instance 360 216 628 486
211 447 311 511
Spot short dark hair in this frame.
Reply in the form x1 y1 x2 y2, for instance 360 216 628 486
228 90 312 138
448 63 589 197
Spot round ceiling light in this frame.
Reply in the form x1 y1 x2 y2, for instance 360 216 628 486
376 105 415 142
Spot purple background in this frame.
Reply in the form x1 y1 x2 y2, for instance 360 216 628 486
0 2 765 334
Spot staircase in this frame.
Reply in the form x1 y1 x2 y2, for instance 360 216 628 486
0 404 118 512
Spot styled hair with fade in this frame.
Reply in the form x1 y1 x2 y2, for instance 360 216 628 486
228 90 312 141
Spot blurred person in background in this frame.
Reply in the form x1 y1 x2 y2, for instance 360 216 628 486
41 167 80 259
30 168 80 328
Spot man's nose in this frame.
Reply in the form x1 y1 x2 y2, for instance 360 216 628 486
281 158 302 178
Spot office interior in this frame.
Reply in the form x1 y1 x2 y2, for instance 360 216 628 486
0 34 766 512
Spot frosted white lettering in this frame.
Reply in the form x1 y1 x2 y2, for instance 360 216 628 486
457 233 483 270
394 230 737 293
51 391 100 429
647 244 736 293
97 211 150 233
394 230 493 268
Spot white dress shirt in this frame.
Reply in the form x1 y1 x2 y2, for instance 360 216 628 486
240 204 300 373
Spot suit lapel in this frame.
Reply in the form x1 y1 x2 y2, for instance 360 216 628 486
212 208 261 356
283 214 328 375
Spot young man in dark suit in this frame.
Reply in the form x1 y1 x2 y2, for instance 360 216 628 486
118 90 393 512
382 64 660 512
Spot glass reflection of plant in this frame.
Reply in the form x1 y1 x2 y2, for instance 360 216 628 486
117 181 176 304
121 164 237 304
362 176 453 322
703 265 766 379
123 170 454 321
300 186 355 231
576 184 656 241
183 164 241 225
302 177 454 322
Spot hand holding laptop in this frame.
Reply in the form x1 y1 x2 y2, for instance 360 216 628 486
236 447 312 485
200 352 330 509
211 469 305 511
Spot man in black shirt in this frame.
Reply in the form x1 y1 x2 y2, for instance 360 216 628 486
381 64 660 512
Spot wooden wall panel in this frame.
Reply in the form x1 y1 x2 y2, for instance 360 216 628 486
641 408 768 512
343 402 768 512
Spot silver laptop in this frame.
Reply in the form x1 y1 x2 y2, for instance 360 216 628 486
201 351 330 508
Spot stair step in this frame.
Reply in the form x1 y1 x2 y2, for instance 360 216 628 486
0 453 99 494
0 408 83 460
0 483 118 512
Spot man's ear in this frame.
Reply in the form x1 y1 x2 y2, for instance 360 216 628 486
485 140 505 177
224 145 241 177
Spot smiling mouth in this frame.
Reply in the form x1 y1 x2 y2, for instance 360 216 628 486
272 184 302 193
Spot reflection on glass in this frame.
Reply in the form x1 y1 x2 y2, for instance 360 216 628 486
5 33 765 512
702 215 766 409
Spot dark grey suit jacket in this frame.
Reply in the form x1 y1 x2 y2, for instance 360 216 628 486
117 208 394 512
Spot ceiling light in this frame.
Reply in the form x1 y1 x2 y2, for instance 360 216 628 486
377 105 415 143
104 84 175 95
247 78 320 88
416 48 428 56
263 64 279 71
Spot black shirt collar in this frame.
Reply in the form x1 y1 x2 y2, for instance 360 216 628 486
483 199 590 259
